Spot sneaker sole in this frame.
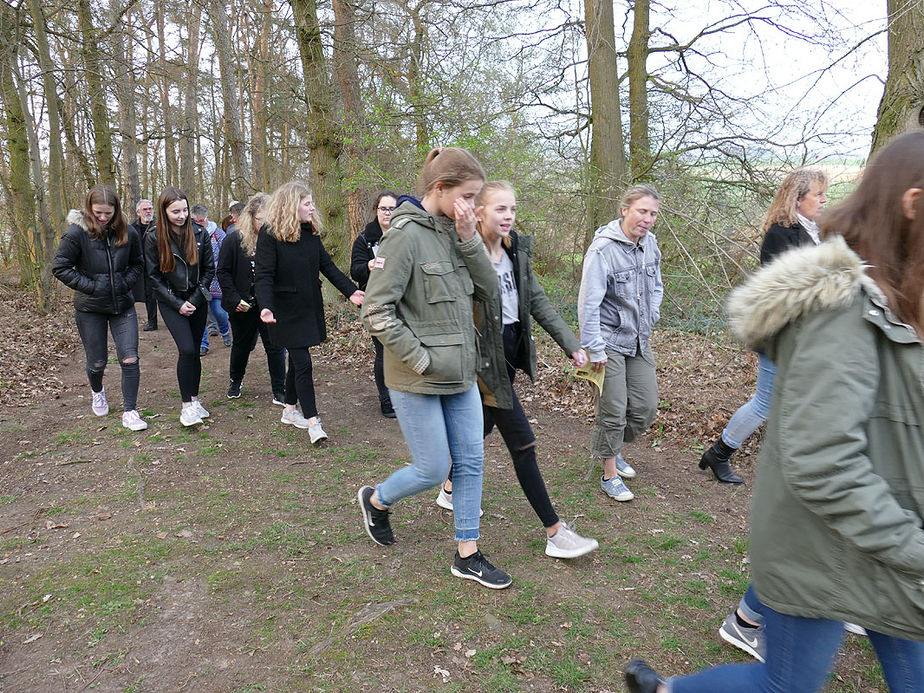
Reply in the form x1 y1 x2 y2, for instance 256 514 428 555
181 417 203 427
601 488 634 502
123 423 148 431
545 538 600 559
450 565 512 589
309 434 328 445
227 393 241 399
281 417 309 430
718 625 765 662
615 468 637 479
357 486 392 546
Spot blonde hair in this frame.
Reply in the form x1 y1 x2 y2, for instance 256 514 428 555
417 147 486 197
476 180 516 249
762 168 828 233
620 184 660 211
238 192 269 256
265 181 321 242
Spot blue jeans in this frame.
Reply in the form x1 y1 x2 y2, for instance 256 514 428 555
669 604 924 692
378 385 483 542
200 297 230 349
738 582 764 624
721 353 776 449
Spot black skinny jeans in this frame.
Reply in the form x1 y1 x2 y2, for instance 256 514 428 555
372 336 389 403
451 323 560 528
228 309 286 394
74 307 140 411
285 347 318 418
159 300 207 401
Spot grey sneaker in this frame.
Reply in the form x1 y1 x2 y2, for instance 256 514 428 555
545 521 599 559
192 400 210 419
614 454 636 478
281 408 309 429
600 475 634 501
718 610 766 662
308 421 328 444
180 405 203 427
91 388 109 416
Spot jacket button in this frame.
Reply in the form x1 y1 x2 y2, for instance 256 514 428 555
868 310 879 316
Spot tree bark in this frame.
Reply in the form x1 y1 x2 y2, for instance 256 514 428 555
627 0 651 179
181 4 202 198
210 0 248 201
156 9 177 186
870 0 924 154
77 0 116 184
110 0 141 213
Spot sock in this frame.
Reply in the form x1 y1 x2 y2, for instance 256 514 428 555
735 612 760 629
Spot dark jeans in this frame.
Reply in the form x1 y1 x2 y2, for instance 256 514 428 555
74 307 140 411
228 309 286 394
372 336 389 403
451 323 560 528
285 347 317 418
159 300 207 401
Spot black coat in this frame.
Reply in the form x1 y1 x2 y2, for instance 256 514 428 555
216 229 256 313
130 218 156 302
143 223 214 312
760 222 814 266
52 211 144 315
349 219 384 290
254 222 358 348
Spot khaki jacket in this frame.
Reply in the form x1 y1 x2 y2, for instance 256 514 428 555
728 235 924 640
360 200 497 395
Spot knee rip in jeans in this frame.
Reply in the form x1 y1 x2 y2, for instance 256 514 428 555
121 356 138 366
90 360 106 373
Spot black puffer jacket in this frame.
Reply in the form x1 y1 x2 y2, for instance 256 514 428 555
52 210 144 314
349 219 384 290
143 222 214 312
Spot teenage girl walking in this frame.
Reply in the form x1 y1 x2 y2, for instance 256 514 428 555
357 147 512 589
144 187 214 427
53 184 147 431
254 181 363 444
438 181 598 559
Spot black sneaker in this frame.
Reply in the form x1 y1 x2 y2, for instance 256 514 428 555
227 380 242 399
450 550 512 589
272 392 286 406
142 322 158 332
357 485 394 545
380 399 396 418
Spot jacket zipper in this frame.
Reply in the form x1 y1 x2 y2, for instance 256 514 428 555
105 232 118 310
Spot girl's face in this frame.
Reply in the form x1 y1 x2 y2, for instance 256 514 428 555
91 203 115 227
376 196 397 231
298 195 315 223
477 189 516 243
254 209 266 230
796 184 828 221
165 199 189 228
437 178 483 219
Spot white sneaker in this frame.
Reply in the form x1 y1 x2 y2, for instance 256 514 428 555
434 487 484 516
308 421 328 444
281 408 309 429
192 400 210 418
121 409 148 431
614 454 637 479
844 622 867 636
180 405 203 427
545 520 600 559
91 388 109 416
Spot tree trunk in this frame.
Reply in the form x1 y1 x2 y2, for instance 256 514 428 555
251 0 272 192
181 4 202 197
110 0 141 213
583 0 627 239
870 0 924 154
77 0 115 184
627 0 651 179
289 0 348 261
156 9 177 186
210 0 248 201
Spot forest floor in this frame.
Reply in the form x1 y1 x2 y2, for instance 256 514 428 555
0 285 886 692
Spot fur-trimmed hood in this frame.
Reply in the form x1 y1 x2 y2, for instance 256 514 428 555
727 234 886 349
66 209 87 230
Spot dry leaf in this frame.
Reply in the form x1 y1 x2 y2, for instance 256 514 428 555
23 633 43 644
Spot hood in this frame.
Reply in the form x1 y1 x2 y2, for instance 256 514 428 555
594 218 633 244
67 209 87 231
727 234 882 349
362 218 384 244
389 197 436 234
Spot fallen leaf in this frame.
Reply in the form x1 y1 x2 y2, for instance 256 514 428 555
156 532 168 539
44 520 68 530
23 633 43 644
464 649 476 658
95 512 112 521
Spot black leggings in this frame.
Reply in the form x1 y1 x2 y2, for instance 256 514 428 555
228 309 286 393
159 301 207 401
285 347 318 418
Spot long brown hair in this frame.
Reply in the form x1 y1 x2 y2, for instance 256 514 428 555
265 181 320 242
156 187 198 272
819 130 924 333
83 184 128 246
762 168 828 233
416 147 486 197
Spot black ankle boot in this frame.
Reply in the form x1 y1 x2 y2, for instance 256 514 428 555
699 438 744 484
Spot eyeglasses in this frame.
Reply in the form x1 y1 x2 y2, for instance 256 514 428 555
377 206 395 213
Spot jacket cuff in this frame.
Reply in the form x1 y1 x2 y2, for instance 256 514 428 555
588 349 607 362
411 349 430 375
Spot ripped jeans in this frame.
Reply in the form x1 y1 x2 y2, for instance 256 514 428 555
74 307 140 411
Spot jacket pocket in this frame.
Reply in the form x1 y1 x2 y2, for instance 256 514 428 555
420 332 465 384
421 262 458 303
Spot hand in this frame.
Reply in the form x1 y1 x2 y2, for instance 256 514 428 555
590 358 607 372
454 199 482 241
349 290 364 307
236 302 249 312
367 259 375 270
571 349 588 368
179 301 196 316
260 308 276 323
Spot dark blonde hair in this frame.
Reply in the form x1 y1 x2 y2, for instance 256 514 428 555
820 130 924 333
266 181 320 242
416 147 486 197
83 184 128 246
156 187 197 272
620 184 660 212
762 168 828 233
476 180 516 249
238 192 268 256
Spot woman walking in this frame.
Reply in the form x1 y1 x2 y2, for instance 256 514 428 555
254 181 363 444
144 187 214 427
357 147 512 589
52 184 147 431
